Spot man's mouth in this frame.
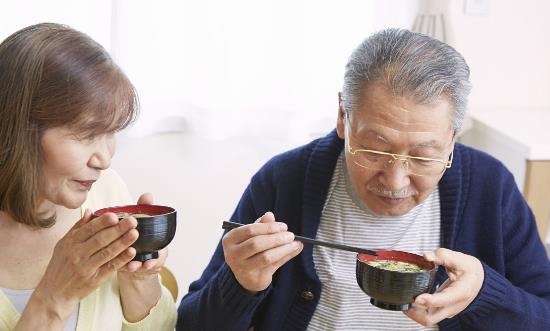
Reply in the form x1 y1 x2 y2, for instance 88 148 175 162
377 195 408 206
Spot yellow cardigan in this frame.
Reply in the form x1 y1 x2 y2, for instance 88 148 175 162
0 169 177 331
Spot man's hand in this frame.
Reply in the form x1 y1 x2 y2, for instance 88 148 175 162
222 212 303 293
404 248 484 327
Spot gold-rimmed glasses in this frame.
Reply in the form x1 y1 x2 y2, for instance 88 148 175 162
344 113 453 177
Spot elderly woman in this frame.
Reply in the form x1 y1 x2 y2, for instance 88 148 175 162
0 23 176 330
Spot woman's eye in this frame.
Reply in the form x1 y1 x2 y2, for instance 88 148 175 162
71 135 96 144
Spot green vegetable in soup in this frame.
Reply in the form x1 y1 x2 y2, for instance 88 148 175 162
368 260 425 273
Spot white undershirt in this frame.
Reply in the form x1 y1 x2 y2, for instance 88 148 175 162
1 287 79 330
307 153 440 330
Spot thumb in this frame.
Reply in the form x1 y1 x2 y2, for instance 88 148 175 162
137 192 154 205
74 208 93 228
426 248 466 272
256 211 276 224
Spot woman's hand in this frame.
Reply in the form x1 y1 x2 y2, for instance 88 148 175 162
117 192 166 322
118 192 167 277
404 248 485 327
119 248 167 277
222 212 303 293
29 209 138 323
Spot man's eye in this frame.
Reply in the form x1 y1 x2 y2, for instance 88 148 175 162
415 159 434 165
360 144 384 150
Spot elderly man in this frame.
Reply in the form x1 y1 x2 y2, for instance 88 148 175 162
177 29 550 330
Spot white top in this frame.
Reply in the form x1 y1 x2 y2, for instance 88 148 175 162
469 109 550 160
307 153 440 330
0 287 78 331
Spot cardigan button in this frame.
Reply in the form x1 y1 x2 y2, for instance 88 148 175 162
301 290 315 301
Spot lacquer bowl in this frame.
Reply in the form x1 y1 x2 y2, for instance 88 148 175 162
94 204 177 262
356 250 436 311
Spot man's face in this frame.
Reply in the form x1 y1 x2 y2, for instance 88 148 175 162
336 83 455 216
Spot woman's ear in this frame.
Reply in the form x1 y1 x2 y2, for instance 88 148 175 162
336 92 345 139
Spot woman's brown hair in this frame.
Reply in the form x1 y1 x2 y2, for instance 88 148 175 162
0 23 138 227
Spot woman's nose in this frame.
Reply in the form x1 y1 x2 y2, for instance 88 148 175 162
88 135 115 170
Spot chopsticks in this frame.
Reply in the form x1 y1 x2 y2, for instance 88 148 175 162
222 221 377 256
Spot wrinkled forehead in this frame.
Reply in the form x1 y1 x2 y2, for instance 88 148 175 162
348 86 455 149
353 84 454 134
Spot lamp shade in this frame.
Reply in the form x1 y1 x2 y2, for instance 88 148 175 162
412 0 453 45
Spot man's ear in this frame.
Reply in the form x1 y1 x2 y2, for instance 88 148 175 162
336 92 345 139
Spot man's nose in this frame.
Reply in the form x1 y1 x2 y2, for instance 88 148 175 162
378 158 411 192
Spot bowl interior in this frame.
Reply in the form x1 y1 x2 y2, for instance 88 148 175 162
357 250 435 271
93 204 175 218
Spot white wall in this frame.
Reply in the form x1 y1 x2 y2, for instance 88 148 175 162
449 0 550 111
5 0 547 120
112 0 418 138
0 0 112 52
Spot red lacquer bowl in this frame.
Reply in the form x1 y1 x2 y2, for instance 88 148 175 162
356 250 436 311
94 205 177 262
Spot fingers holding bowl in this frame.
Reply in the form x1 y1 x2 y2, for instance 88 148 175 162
93 205 177 262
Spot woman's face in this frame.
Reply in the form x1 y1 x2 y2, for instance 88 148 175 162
40 127 116 209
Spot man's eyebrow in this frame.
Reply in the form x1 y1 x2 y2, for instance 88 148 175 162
366 129 390 143
415 140 440 148
366 129 442 149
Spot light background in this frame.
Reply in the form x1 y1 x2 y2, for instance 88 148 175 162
2 0 549 302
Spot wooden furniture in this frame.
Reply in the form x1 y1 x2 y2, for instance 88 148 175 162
461 110 550 242
160 266 178 302
524 161 550 241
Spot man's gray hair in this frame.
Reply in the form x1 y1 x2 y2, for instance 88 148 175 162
342 28 471 133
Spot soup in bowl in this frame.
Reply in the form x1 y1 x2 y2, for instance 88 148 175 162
93 205 177 261
356 250 436 311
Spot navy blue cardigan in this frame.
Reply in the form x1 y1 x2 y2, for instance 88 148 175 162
177 130 550 330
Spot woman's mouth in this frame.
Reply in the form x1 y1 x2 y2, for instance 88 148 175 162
74 180 95 190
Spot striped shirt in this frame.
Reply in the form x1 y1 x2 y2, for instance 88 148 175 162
307 153 440 331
